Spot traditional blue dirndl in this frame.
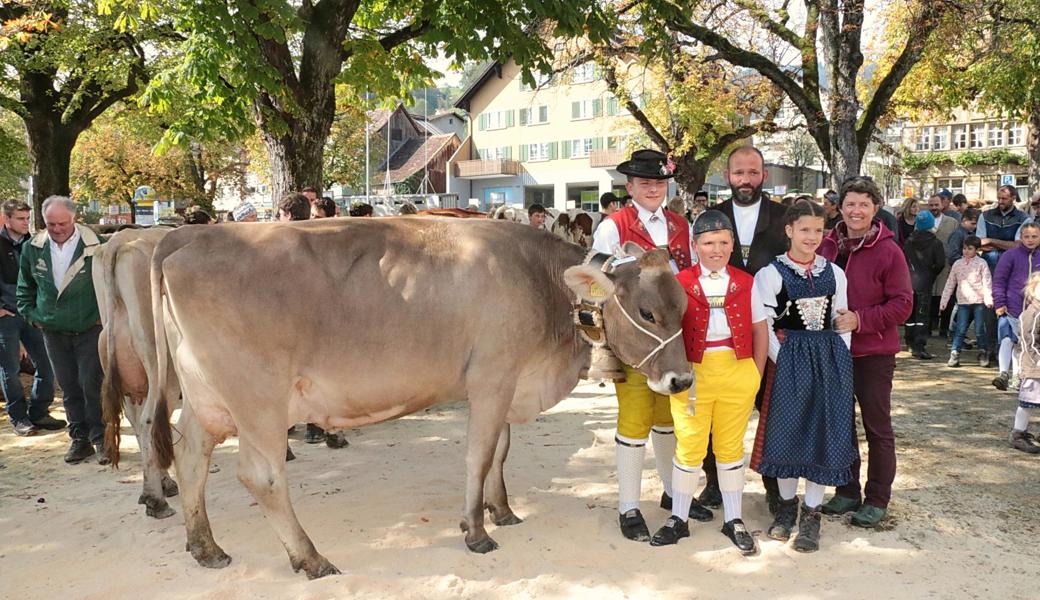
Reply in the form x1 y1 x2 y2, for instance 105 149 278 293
754 259 858 486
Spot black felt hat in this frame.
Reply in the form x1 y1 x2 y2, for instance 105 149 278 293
616 149 674 180
693 209 734 236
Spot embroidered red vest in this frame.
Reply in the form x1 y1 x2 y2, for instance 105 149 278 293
608 204 692 270
676 264 755 363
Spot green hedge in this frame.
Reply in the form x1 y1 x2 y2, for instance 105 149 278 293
902 149 1028 172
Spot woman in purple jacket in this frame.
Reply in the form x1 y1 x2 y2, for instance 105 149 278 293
991 222 1040 391
817 176 913 528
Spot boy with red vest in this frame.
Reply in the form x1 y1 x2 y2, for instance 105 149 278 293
649 210 769 554
592 149 703 542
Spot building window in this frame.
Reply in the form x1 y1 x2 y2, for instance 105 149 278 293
1008 122 1024 146
915 127 931 151
936 178 964 196
572 62 597 84
524 142 555 162
519 71 553 91
568 138 594 158
571 99 602 120
477 146 512 160
606 136 629 150
932 126 948 150
478 110 514 131
969 124 986 148
988 125 1004 147
953 125 968 150
519 105 549 126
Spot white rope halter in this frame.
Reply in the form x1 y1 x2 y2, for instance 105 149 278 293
611 295 683 369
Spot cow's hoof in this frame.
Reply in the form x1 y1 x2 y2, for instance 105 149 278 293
146 501 176 520
189 544 232 569
293 555 341 579
491 511 523 527
466 536 499 554
161 475 180 497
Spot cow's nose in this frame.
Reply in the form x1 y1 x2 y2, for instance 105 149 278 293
669 373 694 394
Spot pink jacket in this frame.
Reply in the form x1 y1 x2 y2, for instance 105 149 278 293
940 256 993 310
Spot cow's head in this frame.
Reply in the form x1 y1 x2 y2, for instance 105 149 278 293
564 243 692 395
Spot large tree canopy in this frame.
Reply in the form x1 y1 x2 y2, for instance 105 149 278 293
634 0 950 185
102 0 612 201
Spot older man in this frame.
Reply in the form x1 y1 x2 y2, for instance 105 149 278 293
17 196 105 464
0 200 59 436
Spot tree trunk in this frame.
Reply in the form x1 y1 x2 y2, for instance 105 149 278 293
23 116 79 229
1028 103 1040 197
256 88 334 203
672 154 711 199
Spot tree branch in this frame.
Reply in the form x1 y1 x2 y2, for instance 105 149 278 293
732 0 801 48
600 57 670 151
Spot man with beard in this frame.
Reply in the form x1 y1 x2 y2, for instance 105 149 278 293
702 146 788 515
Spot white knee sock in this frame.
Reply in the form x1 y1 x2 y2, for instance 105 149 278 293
999 338 1013 372
616 436 647 514
777 477 799 501
1012 345 1021 376
1014 407 1035 431
804 480 827 508
670 462 700 520
651 427 676 497
716 460 745 522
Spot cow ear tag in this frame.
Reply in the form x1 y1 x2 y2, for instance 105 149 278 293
589 282 607 298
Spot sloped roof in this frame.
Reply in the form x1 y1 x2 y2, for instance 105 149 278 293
377 133 458 184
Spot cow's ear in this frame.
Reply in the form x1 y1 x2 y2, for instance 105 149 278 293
621 241 645 258
564 265 617 302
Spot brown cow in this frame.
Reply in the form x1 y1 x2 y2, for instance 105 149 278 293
417 207 488 218
149 218 691 578
94 228 181 518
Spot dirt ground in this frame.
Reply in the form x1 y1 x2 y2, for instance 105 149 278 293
1 339 1038 600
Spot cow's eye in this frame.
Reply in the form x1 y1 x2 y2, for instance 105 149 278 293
639 308 655 323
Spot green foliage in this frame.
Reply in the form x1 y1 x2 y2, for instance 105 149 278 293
0 113 29 199
902 152 951 172
901 148 1028 172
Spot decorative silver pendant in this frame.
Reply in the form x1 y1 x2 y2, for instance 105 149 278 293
796 296 829 331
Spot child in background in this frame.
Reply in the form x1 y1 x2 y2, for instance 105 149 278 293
939 236 993 368
1010 272 1040 453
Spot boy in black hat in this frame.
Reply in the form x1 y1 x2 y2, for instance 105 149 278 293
650 210 769 555
592 148 702 542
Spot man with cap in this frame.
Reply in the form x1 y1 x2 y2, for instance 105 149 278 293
649 209 769 553
938 189 961 221
592 148 704 542
232 202 259 222
823 190 842 231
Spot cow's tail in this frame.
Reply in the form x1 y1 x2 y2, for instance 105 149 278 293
99 242 124 468
150 238 176 471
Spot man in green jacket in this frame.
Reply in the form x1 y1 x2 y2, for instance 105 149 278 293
17 196 106 464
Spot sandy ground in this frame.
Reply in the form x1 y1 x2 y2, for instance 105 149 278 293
2 341 1039 600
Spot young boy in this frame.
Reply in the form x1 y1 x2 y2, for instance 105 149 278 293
940 236 993 367
649 210 769 554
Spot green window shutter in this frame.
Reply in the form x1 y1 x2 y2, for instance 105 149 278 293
561 140 572 159
539 105 548 122
504 146 512 159
593 137 603 150
607 97 619 116
549 142 558 160
519 108 529 126
506 110 515 127
592 98 603 118
478 113 488 131
520 144 529 161
606 136 617 149
571 101 580 120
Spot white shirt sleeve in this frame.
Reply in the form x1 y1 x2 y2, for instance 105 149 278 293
754 265 783 362
592 218 620 255
750 279 768 324
831 264 852 350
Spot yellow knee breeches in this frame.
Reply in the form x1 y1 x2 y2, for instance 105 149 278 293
670 351 760 468
615 365 673 440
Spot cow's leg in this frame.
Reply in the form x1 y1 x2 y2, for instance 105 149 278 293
236 434 339 579
483 424 522 527
174 400 230 569
127 395 176 519
460 377 515 553
159 377 182 498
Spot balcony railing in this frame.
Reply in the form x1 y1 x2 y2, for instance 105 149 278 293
590 148 625 168
455 159 521 178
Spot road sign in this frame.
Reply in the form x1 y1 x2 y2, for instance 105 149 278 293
773 185 787 195
1001 174 1015 186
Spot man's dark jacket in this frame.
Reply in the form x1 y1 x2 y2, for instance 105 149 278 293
715 195 789 275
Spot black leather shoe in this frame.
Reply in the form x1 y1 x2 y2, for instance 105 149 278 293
31 414 67 430
305 424 325 444
792 505 822 553
765 488 782 517
650 516 690 546
95 442 111 465
721 518 757 555
65 439 96 464
660 492 714 522
698 481 723 509
12 419 36 436
619 509 651 542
